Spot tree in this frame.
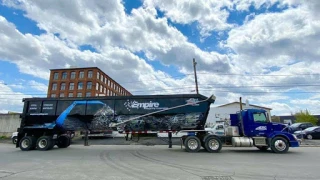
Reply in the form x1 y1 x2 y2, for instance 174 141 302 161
294 110 318 125
271 116 280 123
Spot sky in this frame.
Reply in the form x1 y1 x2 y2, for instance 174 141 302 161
0 0 319 116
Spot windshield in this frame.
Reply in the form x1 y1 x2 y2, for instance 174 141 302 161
290 123 302 128
304 127 317 131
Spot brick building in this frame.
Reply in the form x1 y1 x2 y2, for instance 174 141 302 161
47 67 132 98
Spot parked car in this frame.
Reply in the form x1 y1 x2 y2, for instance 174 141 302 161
294 126 320 139
289 122 313 133
11 132 18 144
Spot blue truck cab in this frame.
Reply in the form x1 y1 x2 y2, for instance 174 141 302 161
229 109 300 153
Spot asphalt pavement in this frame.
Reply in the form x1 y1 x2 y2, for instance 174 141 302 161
0 142 320 180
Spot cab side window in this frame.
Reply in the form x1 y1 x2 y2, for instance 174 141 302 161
253 113 267 123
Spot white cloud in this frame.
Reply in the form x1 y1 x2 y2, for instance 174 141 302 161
0 80 32 113
28 80 48 93
143 0 233 37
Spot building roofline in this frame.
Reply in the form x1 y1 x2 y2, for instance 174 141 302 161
50 67 101 71
216 102 272 110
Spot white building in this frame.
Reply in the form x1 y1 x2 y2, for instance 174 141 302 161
206 102 272 125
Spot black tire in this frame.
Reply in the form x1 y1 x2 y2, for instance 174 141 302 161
184 136 201 152
12 137 18 144
256 146 269 151
19 136 36 151
57 135 70 148
204 136 222 153
36 136 53 151
270 136 289 153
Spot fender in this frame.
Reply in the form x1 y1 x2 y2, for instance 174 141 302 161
267 131 299 147
56 100 105 129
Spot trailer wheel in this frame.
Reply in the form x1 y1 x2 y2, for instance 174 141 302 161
19 136 36 151
57 135 70 148
184 136 201 152
204 136 222 153
36 136 53 151
270 136 289 153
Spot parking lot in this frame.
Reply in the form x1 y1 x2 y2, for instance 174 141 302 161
0 142 320 180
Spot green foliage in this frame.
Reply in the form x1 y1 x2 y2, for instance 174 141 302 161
294 110 318 125
271 116 280 122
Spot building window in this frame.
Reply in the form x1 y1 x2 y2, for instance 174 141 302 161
88 70 93 78
68 93 73 97
52 83 57 91
69 83 74 90
107 89 109 96
104 87 106 94
53 72 59 80
104 78 107 84
51 94 56 98
87 82 92 90
60 93 65 97
100 85 103 92
70 71 76 79
77 92 82 97
86 92 91 97
96 83 99 90
79 71 84 79
62 72 67 79
97 72 100 79
108 80 110 86
100 75 103 82
78 82 83 90
60 83 66 90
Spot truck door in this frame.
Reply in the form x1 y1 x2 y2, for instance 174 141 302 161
249 111 271 137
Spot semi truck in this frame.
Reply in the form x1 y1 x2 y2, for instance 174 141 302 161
15 94 300 153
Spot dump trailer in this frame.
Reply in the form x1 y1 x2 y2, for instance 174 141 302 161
16 94 300 153
16 94 212 151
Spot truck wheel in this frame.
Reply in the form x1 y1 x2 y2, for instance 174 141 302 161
12 137 18 144
204 136 222 153
184 136 201 152
19 136 36 151
57 135 70 148
270 136 289 153
256 146 269 151
36 136 53 151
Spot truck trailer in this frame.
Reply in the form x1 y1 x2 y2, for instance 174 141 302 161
15 94 300 153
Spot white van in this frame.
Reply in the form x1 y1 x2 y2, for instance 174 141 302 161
205 123 226 136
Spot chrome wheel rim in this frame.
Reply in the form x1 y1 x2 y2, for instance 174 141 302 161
275 140 286 151
13 139 17 144
208 139 219 150
188 139 198 150
39 139 47 148
307 135 312 139
21 139 29 148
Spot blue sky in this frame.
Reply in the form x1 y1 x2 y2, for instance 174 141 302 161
0 0 319 115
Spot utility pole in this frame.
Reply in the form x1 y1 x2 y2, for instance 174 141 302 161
193 58 199 94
